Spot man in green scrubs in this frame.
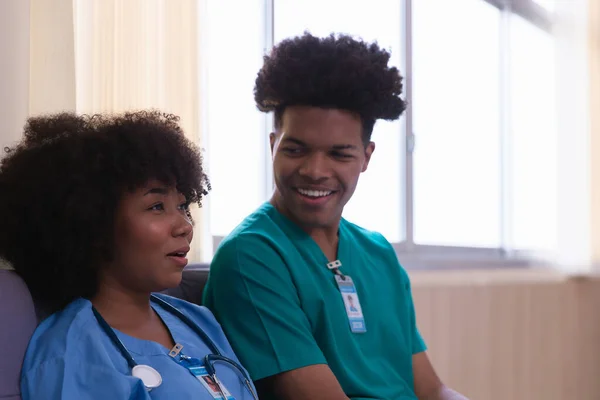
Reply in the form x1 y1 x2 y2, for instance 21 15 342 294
203 32 468 400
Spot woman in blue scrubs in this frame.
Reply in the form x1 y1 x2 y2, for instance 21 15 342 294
0 111 258 399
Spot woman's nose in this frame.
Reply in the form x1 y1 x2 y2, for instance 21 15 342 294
173 212 193 238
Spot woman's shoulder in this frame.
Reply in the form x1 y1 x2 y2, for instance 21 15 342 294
152 293 218 326
22 298 99 373
20 299 152 399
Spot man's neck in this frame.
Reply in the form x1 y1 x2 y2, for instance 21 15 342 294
91 275 154 331
306 228 339 262
270 196 340 261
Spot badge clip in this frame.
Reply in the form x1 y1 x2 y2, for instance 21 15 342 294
169 343 184 358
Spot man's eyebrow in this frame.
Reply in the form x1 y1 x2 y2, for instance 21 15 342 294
281 137 306 146
332 144 359 151
282 138 359 150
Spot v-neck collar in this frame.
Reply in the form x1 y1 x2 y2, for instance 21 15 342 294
265 202 351 273
113 303 180 356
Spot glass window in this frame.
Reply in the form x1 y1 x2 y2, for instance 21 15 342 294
412 0 502 247
274 0 405 242
204 0 267 237
508 14 557 251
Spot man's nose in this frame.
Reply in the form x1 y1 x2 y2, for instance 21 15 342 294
298 153 331 181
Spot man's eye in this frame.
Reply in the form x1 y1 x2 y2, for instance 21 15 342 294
331 151 352 159
282 147 302 154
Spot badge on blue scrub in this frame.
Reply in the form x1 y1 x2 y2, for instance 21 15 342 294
178 356 236 399
190 366 235 400
335 275 367 333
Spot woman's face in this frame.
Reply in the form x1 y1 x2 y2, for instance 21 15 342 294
106 180 193 293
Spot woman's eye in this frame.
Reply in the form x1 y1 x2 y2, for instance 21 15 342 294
150 203 164 211
178 202 190 211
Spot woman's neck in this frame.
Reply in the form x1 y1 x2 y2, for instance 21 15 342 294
91 273 176 350
91 276 154 331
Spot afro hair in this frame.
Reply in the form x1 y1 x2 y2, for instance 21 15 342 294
0 110 210 313
254 32 407 140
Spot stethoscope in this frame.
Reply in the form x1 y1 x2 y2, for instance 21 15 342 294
92 294 258 399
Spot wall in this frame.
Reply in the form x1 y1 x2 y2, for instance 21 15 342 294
412 269 600 400
29 0 76 115
0 0 30 149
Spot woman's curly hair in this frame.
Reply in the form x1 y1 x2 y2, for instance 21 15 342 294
0 110 210 313
254 32 407 141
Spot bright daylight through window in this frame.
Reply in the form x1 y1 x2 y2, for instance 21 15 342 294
202 0 558 265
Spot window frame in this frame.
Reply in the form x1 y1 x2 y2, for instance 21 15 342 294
207 0 556 269
401 0 554 268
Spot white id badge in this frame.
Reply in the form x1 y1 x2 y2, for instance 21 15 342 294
189 365 235 399
335 275 367 333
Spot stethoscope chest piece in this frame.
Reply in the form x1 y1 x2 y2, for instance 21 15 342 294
132 364 162 391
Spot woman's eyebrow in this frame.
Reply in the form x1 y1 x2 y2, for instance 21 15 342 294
144 187 168 196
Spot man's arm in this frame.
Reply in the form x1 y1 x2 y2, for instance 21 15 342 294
255 364 349 400
413 351 469 400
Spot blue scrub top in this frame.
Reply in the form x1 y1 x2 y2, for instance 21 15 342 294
21 293 256 399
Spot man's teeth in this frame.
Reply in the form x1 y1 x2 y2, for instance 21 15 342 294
297 188 332 198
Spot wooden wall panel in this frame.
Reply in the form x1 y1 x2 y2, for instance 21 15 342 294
410 270 600 400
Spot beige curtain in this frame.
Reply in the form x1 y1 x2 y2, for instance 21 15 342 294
27 0 206 261
73 0 199 124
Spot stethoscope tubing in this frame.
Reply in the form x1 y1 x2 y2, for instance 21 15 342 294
92 294 254 386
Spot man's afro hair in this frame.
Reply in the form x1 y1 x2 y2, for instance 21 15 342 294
254 32 407 134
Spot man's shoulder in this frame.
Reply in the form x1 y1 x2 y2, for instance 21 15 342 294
206 205 299 304
223 201 275 236
214 204 292 263
341 218 394 251
341 219 410 280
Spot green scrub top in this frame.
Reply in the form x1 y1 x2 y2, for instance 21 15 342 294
203 203 426 400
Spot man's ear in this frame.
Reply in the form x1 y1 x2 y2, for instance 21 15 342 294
362 142 375 172
269 132 277 155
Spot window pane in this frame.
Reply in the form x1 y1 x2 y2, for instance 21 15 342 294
509 14 557 251
412 0 502 247
205 0 266 237
274 0 405 242
531 0 556 13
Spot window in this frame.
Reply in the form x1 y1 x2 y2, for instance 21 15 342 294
508 13 557 252
531 0 555 13
201 0 267 242
274 0 405 242
202 0 559 266
412 0 502 248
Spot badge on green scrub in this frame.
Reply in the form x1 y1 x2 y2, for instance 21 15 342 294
335 275 367 333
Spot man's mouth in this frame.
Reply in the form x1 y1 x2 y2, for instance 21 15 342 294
296 188 334 198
